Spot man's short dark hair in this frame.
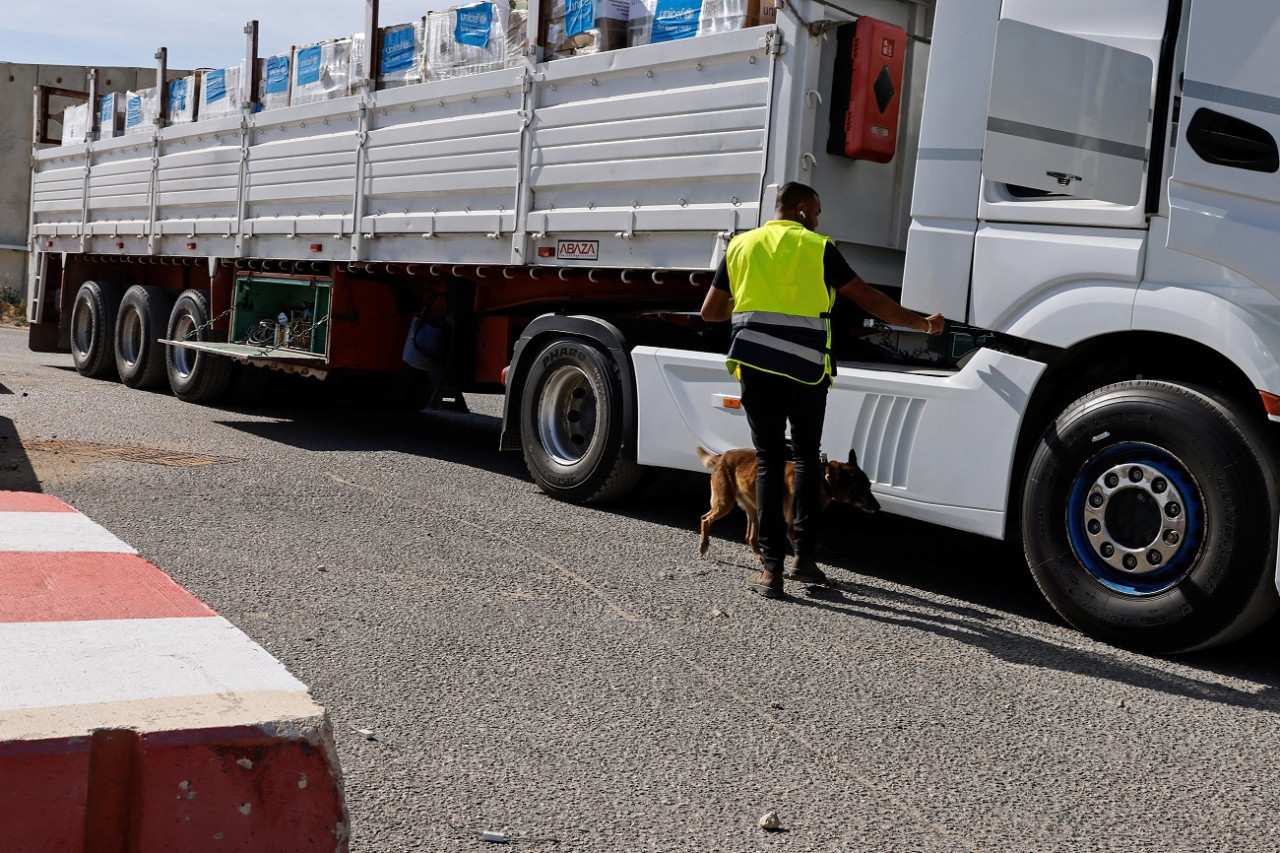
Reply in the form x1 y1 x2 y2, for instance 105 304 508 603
776 182 819 210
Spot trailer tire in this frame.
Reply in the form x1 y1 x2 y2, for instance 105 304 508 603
70 280 122 379
520 337 643 504
166 289 233 404
1022 381 1279 654
115 285 174 389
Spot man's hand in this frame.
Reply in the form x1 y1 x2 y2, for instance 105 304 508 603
837 275 946 335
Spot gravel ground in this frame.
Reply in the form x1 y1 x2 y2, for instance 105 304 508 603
3 325 1280 852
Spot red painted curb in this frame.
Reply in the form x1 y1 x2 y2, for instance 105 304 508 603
0 492 75 512
0 552 215 623
0 492 350 852
2 726 348 853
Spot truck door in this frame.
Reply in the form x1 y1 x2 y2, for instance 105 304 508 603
968 1 1175 332
1166 1 1280 297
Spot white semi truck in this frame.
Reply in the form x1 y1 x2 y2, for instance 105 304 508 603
25 0 1280 653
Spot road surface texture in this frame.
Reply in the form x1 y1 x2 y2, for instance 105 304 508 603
3 326 1279 852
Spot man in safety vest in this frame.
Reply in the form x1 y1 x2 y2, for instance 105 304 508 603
700 181 946 599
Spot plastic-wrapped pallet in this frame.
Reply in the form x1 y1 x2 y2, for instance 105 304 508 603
508 7 530 64
98 92 125 138
379 19 425 88
291 37 358 105
168 74 198 124
627 0 770 45
258 53 291 110
61 102 91 146
542 0 627 59
424 1 522 81
201 64 247 120
350 32 368 86
124 87 159 136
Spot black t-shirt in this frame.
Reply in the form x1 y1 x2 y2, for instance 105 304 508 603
710 241 857 293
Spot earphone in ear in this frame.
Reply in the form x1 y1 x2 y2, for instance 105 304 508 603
799 211 807 219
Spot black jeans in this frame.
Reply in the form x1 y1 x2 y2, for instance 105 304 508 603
738 366 829 573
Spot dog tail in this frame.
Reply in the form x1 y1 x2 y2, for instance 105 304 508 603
695 446 719 469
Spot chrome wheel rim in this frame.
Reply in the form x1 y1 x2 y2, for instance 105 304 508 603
536 364 598 465
171 313 198 379
119 307 143 369
72 297 94 357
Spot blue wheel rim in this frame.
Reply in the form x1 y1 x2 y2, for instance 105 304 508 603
1065 442 1204 595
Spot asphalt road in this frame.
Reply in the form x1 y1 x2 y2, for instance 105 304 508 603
3 325 1280 852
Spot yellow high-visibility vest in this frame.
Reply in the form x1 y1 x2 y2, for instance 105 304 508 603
724 220 835 384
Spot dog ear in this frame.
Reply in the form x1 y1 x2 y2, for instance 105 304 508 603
847 449 858 466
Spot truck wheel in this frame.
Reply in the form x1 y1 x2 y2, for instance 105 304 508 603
115 285 174 389
166 289 232 404
1022 381 1279 653
519 337 644 504
70 280 121 378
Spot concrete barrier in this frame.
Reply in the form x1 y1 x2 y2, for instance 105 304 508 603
0 491 349 852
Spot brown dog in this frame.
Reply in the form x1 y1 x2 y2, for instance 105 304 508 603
696 446 880 558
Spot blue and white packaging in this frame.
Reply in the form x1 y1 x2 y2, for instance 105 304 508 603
291 36 359 105
379 20 425 88
258 53 292 110
455 2 495 46
544 0 627 58
627 0 759 45
425 0 523 80
124 87 159 136
200 63 246 120
167 75 198 124
693 0 754 36
98 92 125 138
61 102 91 146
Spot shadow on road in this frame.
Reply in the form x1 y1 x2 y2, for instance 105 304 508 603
623 466 1280 709
213 388 531 482
0 416 43 492
207 380 1280 698
788 580 1280 714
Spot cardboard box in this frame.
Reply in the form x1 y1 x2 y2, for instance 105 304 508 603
200 64 246 120
168 74 199 124
379 19 426 89
258 54 291 110
291 37 358 105
61 102 91 146
425 1 522 80
543 0 628 59
97 92 125 138
628 0 772 46
124 87 159 136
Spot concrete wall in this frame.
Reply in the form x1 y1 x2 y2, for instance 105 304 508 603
0 63 168 303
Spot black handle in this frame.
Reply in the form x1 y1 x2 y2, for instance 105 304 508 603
1186 108 1279 173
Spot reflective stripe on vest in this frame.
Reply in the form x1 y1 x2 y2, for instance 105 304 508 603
723 221 834 384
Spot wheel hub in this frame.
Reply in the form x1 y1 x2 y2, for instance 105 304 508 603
72 299 93 356
120 309 142 368
1081 462 1189 575
172 315 197 378
536 365 597 465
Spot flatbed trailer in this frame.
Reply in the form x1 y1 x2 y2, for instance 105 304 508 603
27 0 1280 654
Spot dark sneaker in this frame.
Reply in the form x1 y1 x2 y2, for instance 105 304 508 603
746 569 784 599
784 555 828 585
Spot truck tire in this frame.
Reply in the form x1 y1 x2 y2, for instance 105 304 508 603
70 280 122 378
519 336 644 504
115 285 174 389
166 289 233 404
1021 381 1279 654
